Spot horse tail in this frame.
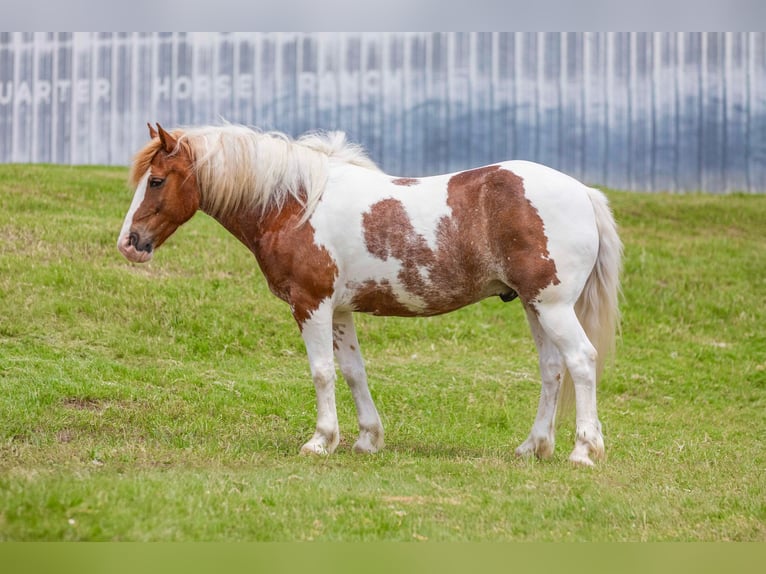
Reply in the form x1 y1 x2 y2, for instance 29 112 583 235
558 187 623 416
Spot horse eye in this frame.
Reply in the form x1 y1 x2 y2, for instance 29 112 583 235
149 177 165 189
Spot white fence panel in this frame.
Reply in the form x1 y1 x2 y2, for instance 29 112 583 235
0 32 764 192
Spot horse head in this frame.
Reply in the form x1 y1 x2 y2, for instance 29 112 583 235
117 123 200 263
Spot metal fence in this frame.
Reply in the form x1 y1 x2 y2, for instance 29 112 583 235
1 32 764 192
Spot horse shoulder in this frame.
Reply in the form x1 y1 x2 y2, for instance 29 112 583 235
252 201 339 328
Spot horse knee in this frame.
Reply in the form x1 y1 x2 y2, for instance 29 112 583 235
311 360 336 388
540 355 565 381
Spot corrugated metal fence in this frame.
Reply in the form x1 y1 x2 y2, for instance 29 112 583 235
1 32 765 192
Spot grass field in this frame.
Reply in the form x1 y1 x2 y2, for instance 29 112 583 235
0 164 764 541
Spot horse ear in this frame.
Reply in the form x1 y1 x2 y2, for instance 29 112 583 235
148 123 159 139
156 124 177 153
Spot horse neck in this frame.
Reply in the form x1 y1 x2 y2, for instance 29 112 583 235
205 192 307 261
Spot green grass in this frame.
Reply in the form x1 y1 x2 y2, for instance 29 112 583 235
0 164 764 541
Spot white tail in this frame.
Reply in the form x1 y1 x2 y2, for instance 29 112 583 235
558 187 623 415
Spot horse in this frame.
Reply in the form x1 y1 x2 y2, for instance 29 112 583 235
118 123 622 466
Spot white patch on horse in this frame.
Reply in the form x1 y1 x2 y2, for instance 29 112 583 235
117 170 150 251
393 174 452 252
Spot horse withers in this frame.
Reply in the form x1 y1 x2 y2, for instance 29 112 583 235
118 123 622 466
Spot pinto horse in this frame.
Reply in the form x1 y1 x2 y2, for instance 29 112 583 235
118 123 621 466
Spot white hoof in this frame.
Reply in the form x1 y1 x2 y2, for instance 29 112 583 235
352 428 384 454
299 430 339 456
300 441 329 456
514 435 555 460
568 428 605 466
568 451 595 467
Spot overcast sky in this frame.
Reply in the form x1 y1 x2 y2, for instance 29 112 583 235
3 0 765 31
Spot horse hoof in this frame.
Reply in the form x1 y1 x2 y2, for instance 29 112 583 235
568 440 603 467
515 436 554 460
352 439 382 454
568 452 595 467
352 429 384 454
300 442 329 456
352 442 376 454
514 444 534 458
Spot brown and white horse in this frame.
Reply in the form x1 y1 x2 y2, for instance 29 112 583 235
118 123 622 466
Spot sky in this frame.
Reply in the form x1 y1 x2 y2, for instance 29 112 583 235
2 0 765 31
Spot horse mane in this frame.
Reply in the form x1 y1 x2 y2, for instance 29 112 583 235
131 124 380 223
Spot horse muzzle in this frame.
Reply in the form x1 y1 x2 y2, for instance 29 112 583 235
118 231 154 263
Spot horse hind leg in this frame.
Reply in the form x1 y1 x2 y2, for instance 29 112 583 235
515 306 566 460
532 302 604 466
332 311 384 454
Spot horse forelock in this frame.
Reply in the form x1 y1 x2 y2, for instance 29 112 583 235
129 139 161 188
128 130 190 189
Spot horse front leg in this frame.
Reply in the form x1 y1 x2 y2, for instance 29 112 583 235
332 311 384 454
297 303 340 456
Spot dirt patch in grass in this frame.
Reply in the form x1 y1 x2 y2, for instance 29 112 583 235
381 495 463 506
61 397 105 411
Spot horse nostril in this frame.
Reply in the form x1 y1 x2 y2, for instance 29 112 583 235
127 232 153 253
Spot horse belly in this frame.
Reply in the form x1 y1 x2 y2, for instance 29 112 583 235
343 273 504 317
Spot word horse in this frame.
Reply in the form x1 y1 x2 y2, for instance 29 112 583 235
118 124 622 466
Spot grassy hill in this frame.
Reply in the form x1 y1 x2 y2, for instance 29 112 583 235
0 164 764 540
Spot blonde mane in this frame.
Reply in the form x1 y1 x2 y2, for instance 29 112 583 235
130 125 380 222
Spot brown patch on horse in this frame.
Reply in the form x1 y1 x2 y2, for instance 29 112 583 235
214 196 338 330
350 279 421 316
362 198 433 270
391 178 420 186
331 323 345 351
358 197 490 315
357 198 436 314
357 165 559 315
445 165 559 303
